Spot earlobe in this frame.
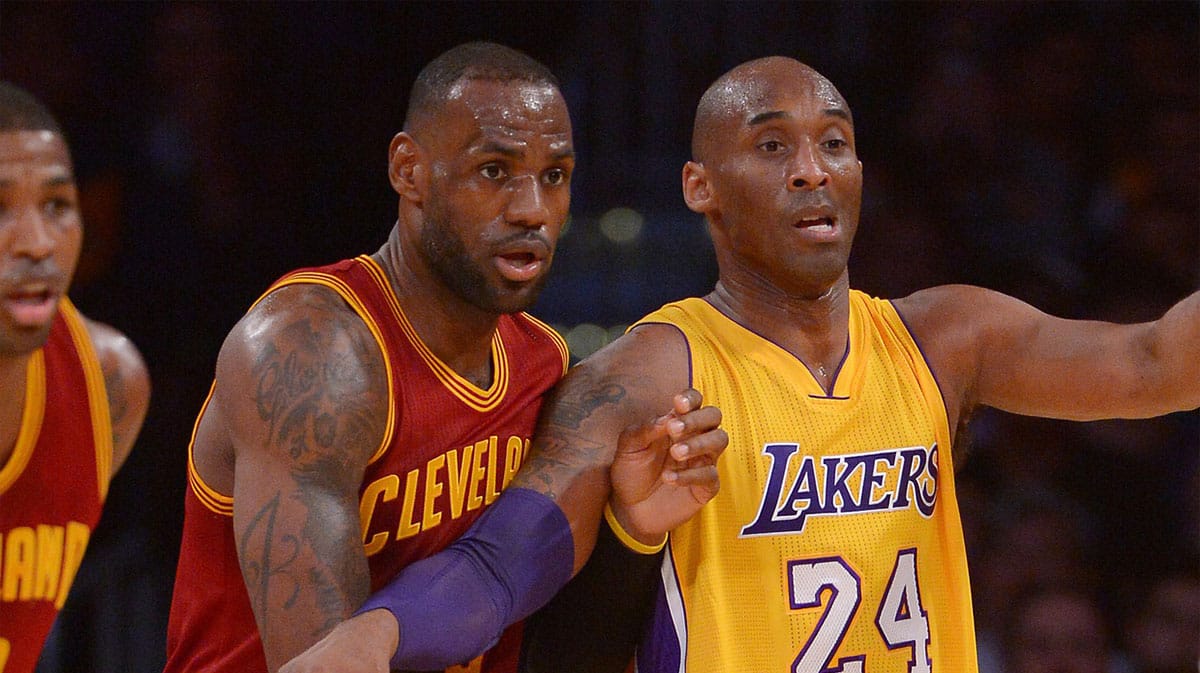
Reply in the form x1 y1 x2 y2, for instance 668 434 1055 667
388 132 424 200
682 161 713 214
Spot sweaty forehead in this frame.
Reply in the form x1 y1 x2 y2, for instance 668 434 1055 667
0 130 72 174
723 66 844 124
420 78 572 148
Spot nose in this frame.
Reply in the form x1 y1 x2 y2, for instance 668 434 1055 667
787 141 830 191
7 205 57 261
505 174 551 229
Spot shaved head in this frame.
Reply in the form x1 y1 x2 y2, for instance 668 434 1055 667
691 57 852 162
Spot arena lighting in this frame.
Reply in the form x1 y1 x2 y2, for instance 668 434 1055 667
598 207 644 243
564 322 608 358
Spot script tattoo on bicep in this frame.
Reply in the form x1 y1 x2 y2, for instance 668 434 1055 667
251 313 379 463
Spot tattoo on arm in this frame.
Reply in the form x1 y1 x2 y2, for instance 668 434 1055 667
241 492 303 646
239 301 383 643
517 379 629 499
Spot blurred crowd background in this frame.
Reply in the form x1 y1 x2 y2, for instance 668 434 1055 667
1 2 1197 672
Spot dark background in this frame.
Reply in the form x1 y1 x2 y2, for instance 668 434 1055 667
1 2 1196 672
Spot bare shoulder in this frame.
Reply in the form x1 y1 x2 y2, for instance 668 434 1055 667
81 315 150 476
213 282 389 477
891 284 1021 351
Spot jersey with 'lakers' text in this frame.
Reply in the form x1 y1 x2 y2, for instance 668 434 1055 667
634 294 976 673
164 255 569 673
0 299 112 673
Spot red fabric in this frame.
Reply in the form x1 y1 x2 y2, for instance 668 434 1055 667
0 307 105 673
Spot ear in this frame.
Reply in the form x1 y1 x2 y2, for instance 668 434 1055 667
682 161 714 214
388 132 424 201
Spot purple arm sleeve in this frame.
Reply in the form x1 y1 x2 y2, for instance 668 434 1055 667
354 487 575 670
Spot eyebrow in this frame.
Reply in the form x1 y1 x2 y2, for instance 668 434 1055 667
476 141 575 162
747 107 852 126
0 175 73 188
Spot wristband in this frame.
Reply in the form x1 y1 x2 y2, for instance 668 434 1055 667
604 502 668 554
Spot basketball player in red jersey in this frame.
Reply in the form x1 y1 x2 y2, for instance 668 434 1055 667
0 82 151 673
164 42 726 673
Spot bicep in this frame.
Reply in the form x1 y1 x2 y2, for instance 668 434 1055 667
919 287 1169 421
219 289 389 668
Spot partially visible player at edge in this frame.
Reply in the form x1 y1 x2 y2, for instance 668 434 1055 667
163 41 725 673
0 81 151 673
282 56 1199 673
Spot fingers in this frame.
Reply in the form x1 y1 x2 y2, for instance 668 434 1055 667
662 463 720 502
672 388 703 415
618 389 722 458
616 412 674 456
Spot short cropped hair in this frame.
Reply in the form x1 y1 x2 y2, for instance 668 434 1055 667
0 81 64 136
404 41 560 131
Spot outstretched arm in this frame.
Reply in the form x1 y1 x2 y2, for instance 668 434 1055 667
281 323 725 672
216 286 390 671
897 286 1200 424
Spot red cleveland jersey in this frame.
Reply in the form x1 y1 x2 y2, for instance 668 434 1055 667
0 299 112 673
164 255 569 673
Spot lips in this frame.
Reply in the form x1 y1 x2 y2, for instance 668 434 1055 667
493 238 550 283
3 285 58 328
796 216 835 232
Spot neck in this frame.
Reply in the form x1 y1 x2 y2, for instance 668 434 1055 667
706 271 851 387
373 229 500 388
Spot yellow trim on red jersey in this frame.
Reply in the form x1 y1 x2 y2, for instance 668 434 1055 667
359 256 511 413
0 351 45 495
187 383 232 516
520 311 570 376
59 298 115 501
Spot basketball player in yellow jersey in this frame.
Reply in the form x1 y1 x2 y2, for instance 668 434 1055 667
609 56 1199 673
281 56 1197 673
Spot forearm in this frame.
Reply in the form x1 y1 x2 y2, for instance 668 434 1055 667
357 487 575 669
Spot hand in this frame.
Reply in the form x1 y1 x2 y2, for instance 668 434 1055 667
279 609 398 673
608 389 726 545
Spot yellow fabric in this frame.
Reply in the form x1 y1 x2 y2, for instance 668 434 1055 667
636 293 977 672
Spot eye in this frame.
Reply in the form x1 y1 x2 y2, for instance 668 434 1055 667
824 138 848 150
44 197 75 218
543 168 568 186
758 140 785 153
480 164 506 181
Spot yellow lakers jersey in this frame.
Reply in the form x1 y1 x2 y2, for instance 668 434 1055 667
633 294 977 673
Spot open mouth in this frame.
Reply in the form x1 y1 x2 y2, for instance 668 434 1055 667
494 250 545 283
796 216 835 232
3 287 57 327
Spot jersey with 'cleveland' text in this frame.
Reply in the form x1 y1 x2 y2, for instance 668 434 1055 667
633 294 977 673
164 255 569 673
0 299 112 673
